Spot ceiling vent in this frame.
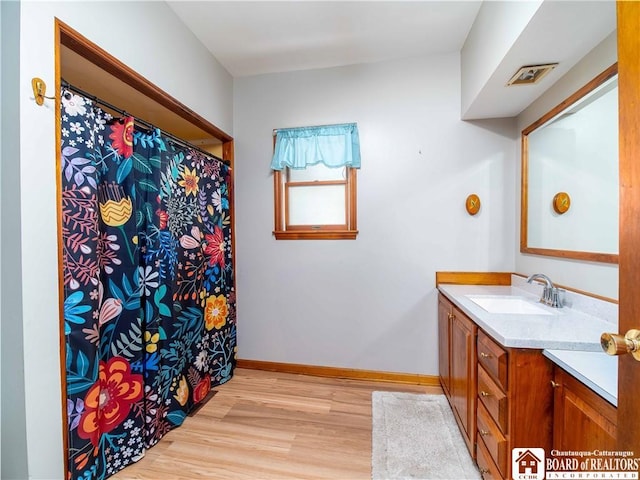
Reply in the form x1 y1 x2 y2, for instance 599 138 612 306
507 63 558 86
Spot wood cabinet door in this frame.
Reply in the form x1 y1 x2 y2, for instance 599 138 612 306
553 368 616 451
450 308 477 454
438 295 451 397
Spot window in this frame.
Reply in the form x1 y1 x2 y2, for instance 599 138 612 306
271 123 360 240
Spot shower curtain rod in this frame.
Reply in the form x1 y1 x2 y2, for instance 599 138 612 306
61 80 228 166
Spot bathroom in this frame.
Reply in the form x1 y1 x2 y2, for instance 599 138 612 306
2 1 635 478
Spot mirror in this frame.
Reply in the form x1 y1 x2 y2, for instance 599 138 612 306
521 64 618 264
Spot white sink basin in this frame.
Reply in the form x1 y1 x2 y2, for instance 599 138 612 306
466 295 553 316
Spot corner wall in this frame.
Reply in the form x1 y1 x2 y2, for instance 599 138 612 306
515 32 618 299
17 2 233 478
1 1 29 478
233 54 517 375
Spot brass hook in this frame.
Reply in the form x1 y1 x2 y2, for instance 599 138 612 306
31 77 56 105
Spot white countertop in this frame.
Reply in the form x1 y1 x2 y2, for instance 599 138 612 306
543 349 618 406
438 284 613 351
438 282 618 404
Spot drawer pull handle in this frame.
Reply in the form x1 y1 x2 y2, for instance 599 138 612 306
550 380 560 388
480 468 490 475
479 429 490 436
480 391 491 397
480 352 492 359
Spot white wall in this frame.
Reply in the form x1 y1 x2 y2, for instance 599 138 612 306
1 3 3 474
1 2 29 478
516 32 618 299
16 2 233 478
233 54 517 375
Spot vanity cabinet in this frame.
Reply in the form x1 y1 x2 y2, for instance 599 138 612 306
439 294 477 456
552 367 617 451
438 293 554 480
476 330 554 480
437 278 620 480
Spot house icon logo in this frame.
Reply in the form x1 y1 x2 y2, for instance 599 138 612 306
512 448 545 480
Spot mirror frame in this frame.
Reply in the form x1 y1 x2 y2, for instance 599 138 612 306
520 63 619 264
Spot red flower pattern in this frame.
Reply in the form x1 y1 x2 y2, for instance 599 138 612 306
156 208 168 230
193 375 211 403
109 117 134 159
204 226 226 268
77 357 144 447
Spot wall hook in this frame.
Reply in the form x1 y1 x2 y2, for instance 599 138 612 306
31 77 56 105
465 193 481 215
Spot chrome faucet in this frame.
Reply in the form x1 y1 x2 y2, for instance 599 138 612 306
526 273 565 308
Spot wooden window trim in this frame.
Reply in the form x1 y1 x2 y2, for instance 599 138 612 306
274 230 358 240
273 167 358 240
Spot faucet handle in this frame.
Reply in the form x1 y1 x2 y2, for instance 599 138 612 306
528 274 564 307
539 286 565 307
541 286 553 305
550 287 566 308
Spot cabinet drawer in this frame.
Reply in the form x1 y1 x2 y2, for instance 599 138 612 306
478 330 508 390
478 366 508 434
476 436 503 480
477 401 507 477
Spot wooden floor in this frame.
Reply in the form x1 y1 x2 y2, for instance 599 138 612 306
112 368 442 479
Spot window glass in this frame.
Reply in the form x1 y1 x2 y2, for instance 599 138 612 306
288 164 345 182
287 184 346 225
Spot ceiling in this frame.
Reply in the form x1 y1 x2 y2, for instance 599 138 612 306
62 1 616 137
167 1 483 77
168 1 617 119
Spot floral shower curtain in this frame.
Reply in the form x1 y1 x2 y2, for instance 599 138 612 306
60 88 236 479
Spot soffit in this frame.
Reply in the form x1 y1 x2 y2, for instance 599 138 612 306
462 1 617 119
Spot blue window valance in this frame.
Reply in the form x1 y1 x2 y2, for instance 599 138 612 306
270 123 361 171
